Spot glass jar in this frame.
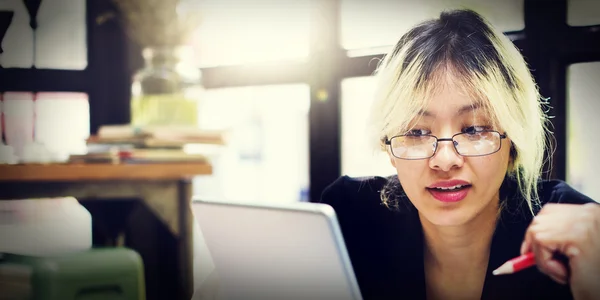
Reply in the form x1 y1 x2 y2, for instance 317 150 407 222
130 46 203 128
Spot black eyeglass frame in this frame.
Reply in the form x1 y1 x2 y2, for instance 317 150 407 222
384 130 508 160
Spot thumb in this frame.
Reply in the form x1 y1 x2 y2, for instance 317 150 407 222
520 239 530 255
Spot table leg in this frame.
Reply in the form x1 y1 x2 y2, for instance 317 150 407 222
178 179 194 300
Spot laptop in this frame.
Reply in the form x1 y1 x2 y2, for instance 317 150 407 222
191 198 363 300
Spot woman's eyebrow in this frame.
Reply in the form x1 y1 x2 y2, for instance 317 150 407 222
457 103 481 115
418 103 482 117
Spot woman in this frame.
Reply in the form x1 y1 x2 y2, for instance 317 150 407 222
319 9 600 300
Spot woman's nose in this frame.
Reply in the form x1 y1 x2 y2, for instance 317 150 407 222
429 140 464 172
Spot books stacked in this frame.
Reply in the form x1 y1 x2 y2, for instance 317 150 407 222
69 125 226 164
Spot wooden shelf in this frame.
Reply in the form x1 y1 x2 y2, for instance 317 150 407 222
0 163 212 181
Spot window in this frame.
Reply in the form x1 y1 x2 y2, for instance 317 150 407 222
340 76 396 177
36 0 87 69
189 0 310 67
0 0 87 69
566 62 600 201
191 84 310 203
340 0 525 55
568 0 600 26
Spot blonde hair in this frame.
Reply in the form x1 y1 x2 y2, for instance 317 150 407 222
369 9 551 214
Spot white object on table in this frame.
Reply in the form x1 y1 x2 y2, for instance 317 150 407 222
2 92 34 160
35 92 89 162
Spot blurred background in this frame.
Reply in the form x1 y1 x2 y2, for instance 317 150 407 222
2 0 600 203
0 0 599 299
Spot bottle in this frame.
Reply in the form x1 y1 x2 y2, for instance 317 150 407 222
130 46 203 128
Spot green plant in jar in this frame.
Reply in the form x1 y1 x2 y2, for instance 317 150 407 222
113 0 203 127
130 46 202 127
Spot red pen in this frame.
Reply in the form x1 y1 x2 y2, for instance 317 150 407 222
492 252 536 275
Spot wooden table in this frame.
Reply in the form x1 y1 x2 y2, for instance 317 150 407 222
0 163 212 300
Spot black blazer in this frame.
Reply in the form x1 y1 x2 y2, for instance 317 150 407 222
317 175 597 300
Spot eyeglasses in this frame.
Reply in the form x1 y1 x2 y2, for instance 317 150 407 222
385 130 507 160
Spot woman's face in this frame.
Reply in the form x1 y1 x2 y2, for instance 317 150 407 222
387 78 511 227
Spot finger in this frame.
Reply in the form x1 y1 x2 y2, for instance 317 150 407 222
520 239 530 256
522 222 548 255
531 238 556 276
524 217 579 257
547 272 567 285
545 259 569 284
521 222 542 255
521 210 582 257
523 216 551 249
533 232 581 259
529 214 571 232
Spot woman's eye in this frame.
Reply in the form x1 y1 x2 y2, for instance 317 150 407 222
406 129 430 136
462 126 488 134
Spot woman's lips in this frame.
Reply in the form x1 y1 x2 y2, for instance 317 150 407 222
427 186 471 202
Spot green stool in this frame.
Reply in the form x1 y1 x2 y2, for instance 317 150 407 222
0 247 145 300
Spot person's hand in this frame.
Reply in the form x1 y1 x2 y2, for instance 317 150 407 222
521 203 600 300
